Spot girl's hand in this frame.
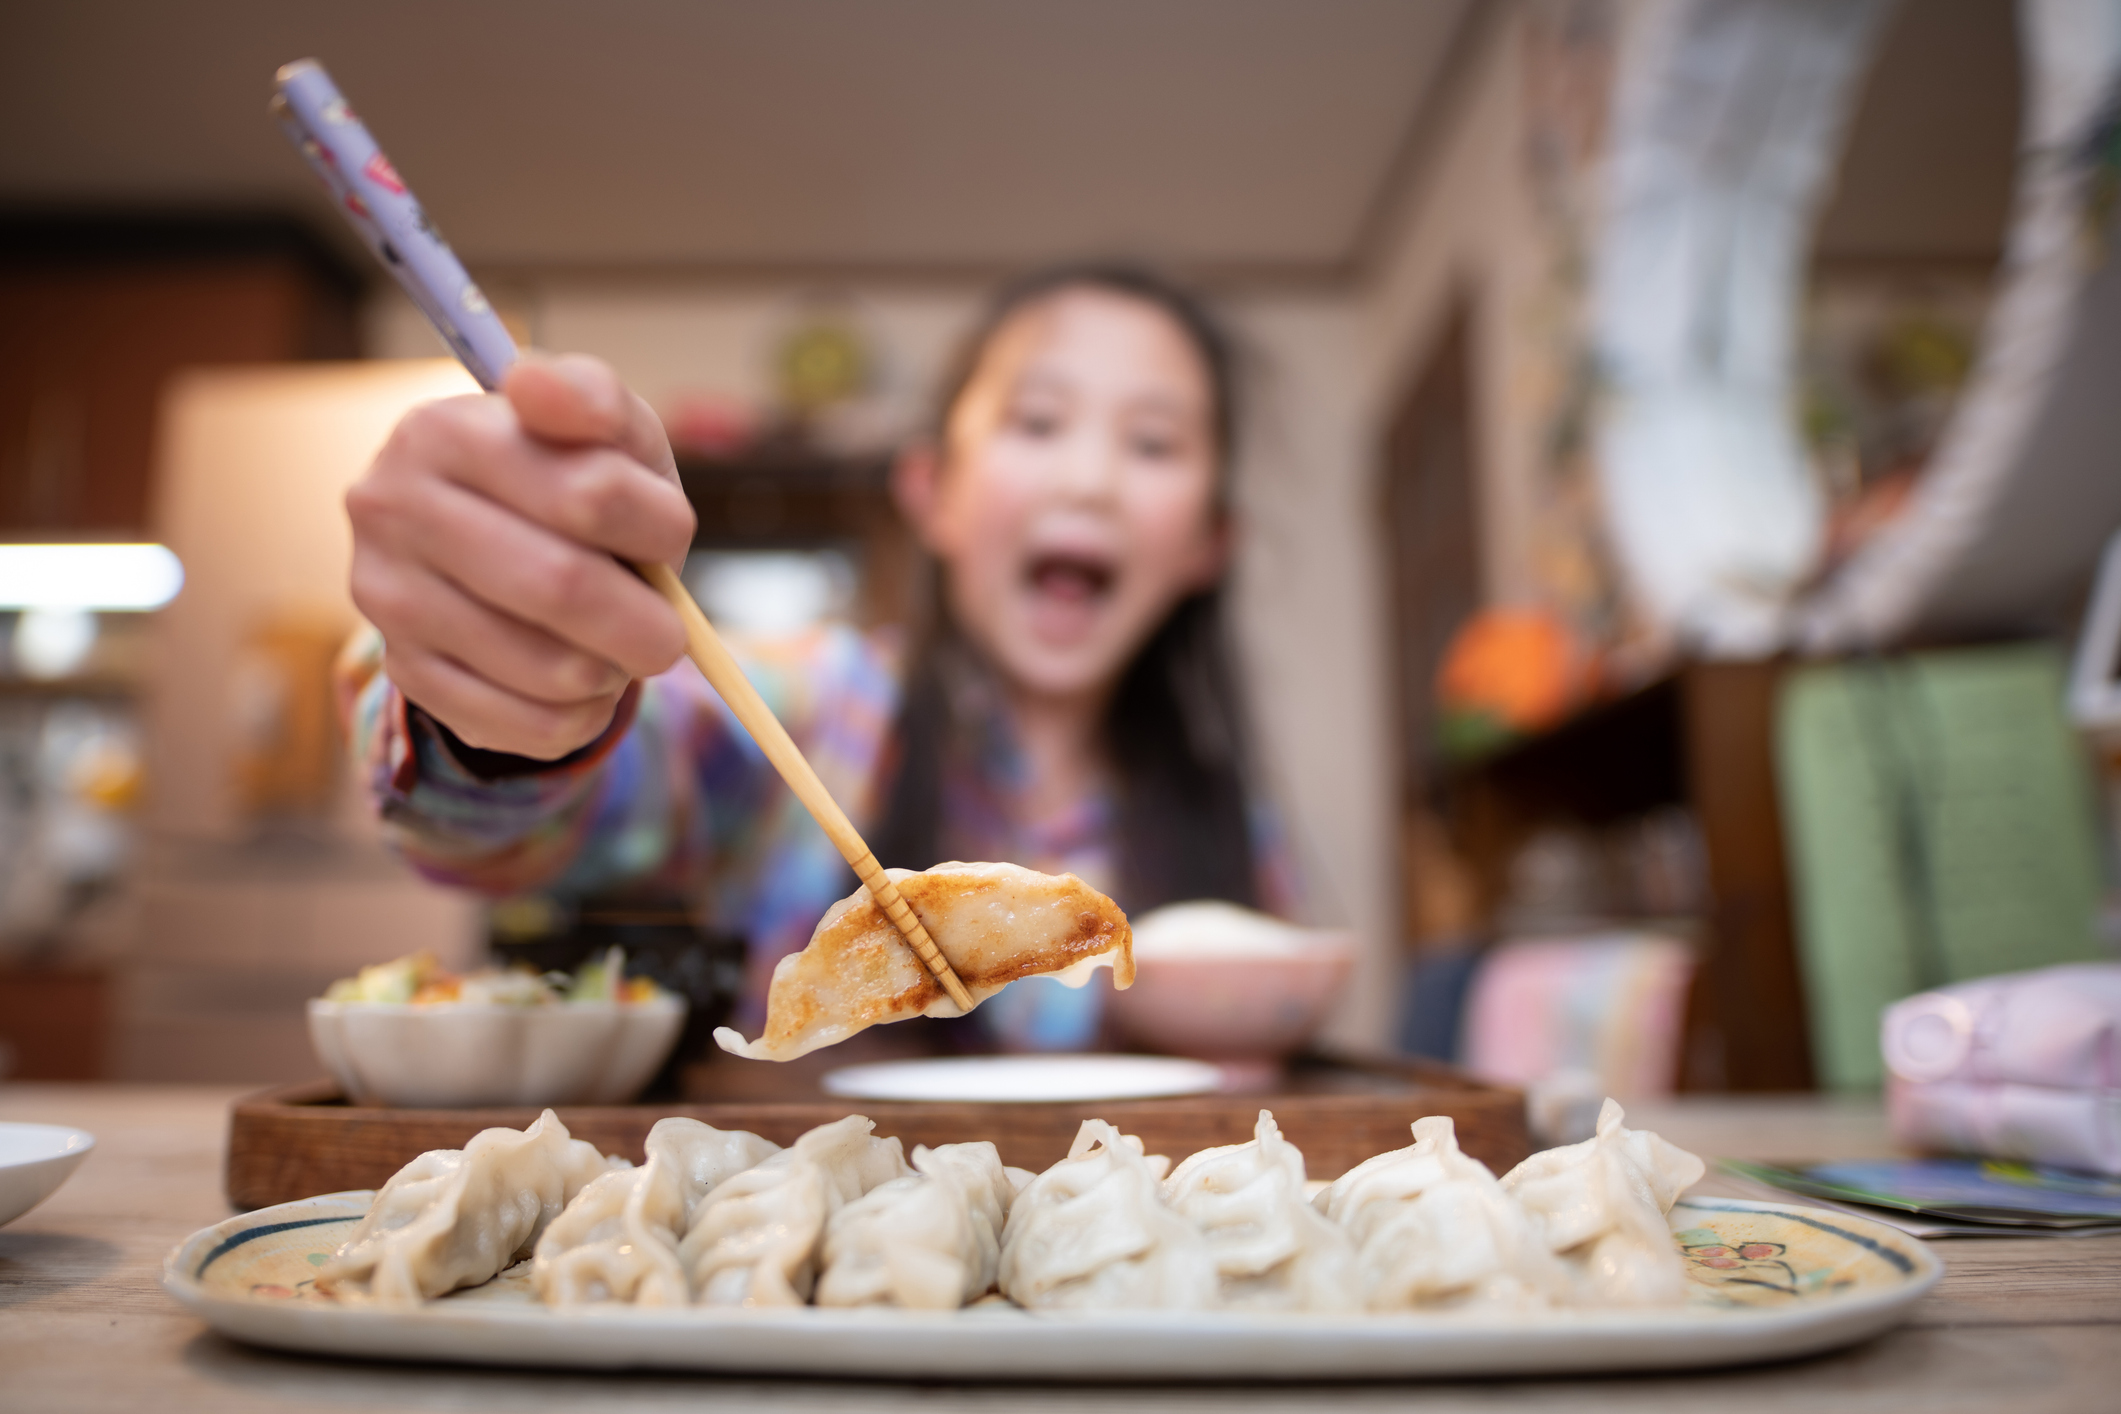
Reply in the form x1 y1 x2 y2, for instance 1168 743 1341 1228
347 352 697 760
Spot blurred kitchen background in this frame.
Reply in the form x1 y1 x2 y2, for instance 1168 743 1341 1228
3 0 2118 1100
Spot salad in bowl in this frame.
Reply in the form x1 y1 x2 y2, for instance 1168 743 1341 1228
310 949 686 1108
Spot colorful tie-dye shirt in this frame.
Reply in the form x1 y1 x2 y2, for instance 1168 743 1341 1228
341 624 1295 1032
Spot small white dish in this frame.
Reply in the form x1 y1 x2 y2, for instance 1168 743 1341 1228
307 997 686 1108
821 1054 1223 1103
0 1122 95 1227
1110 902 1358 1063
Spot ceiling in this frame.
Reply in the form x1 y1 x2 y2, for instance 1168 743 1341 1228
0 0 1473 281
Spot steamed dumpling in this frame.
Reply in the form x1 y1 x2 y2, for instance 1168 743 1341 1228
678 1115 911 1306
1163 1110 1356 1312
318 1109 615 1306
642 1117 785 1227
532 1165 688 1306
533 1117 780 1307
816 1141 1019 1309
1319 1115 1566 1311
1500 1098 1706 1306
998 1119 1217 1311
714 863 1133 1061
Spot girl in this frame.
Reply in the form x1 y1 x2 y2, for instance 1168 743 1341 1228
342 264 1292 1047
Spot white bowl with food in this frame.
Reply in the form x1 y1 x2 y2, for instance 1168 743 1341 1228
0 1122 95 1227
307 950 686 1108
1107 902 1357 1067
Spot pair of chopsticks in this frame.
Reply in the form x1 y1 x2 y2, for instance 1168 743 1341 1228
271 60 973 1013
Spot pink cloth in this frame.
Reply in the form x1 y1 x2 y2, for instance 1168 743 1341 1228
1460 933 1695 1098
1883 963 2121 1175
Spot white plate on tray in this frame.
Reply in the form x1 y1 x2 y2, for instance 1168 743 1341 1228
821 1054 1223 1103
161 1192 1942 1379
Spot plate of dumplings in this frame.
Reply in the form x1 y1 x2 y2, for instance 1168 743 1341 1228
161 1099 1941 1379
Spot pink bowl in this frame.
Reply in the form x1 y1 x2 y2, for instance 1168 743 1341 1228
1109 937 1357 1063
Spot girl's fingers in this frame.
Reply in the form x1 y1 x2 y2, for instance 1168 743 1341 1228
504 354 635 447
359 560 629 707
348 357 698 758
383 643 623 762
397 395 696 568
503 354 691 552
505 353 695 572
404 478 687 680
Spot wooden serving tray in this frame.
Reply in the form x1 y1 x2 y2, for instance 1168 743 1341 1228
225 1057 1528 1211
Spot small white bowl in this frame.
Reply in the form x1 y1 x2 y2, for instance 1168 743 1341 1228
0 1122 95 1227
307 997 686 1108
1108 902 1358 1065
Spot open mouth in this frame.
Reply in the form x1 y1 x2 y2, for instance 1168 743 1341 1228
1025 553 1116 604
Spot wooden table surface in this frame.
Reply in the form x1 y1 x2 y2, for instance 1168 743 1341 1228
3 1083 2117 1412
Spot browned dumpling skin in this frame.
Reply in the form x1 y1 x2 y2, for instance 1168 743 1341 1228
714 863 1133 1062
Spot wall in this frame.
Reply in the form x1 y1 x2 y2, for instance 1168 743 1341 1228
148 360 476 839
1355 11 1541 608
126 361 488 1081
1303 7 1599 1042
367 281 981 441
1311 12 1554 1044
1216 293 1392 1048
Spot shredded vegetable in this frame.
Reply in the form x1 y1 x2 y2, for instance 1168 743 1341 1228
322 948 667 1005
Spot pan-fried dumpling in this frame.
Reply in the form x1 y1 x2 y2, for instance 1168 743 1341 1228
998 1119 1217 1311
1500 1098 1706 1306
678 1114 911 1306
816 1141 1018 1309
318 1109 615 1306
533 1117 780 1307
714 863 1133 1061
1320 1115 1565 1310
1162 1110 1356 1312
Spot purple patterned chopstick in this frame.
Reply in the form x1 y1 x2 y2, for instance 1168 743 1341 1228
270 59 520 390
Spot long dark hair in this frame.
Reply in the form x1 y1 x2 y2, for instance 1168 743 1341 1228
867 263 1259 912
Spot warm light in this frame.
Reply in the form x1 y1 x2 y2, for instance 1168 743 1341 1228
11 607 98 679
0 544 185 610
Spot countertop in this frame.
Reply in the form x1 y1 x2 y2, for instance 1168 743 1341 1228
2 1083 2117 1412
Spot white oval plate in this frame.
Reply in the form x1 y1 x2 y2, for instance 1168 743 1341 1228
161 1193 1942 1379
0 1121 95 1227
821 1054 1223 1103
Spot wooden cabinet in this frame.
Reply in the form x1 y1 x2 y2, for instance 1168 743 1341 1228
676 447 916 628
1441 663 1815 1091
0 216 361 535
0 967 108 1080
0 217 364 1081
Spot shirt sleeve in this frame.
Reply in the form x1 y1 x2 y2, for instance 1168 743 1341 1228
335 622 900 909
